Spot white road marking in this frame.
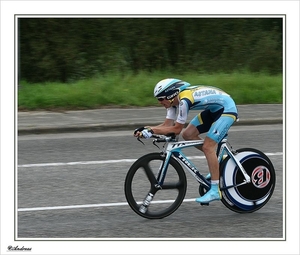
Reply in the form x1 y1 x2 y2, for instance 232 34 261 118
18 199 197 212
17 152 283 168
18 159 137 168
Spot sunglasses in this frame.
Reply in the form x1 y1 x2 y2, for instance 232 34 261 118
156 97 166 101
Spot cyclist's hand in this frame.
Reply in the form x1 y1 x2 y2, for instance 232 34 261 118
133 127 153 138
134 126 145 137
141 128 153 139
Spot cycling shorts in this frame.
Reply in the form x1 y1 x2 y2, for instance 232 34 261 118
190 109 238 143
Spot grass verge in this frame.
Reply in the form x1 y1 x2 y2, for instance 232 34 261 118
18 71 283 111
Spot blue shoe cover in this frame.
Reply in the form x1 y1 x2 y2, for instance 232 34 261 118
196 184 221 203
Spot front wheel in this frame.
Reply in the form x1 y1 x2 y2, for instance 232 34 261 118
124 153 187 219
220 148 276 213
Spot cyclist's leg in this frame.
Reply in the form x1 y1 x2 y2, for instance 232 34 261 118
206 113 237 144
182 123 202 150
196 136 222 203
196 113 236 203
202 137 219 180
182 110 213 150
204 114 237 178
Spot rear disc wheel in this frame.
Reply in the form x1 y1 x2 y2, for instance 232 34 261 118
220 148 276 213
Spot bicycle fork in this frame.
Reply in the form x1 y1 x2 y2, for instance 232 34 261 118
139 193 154 213
138 152 171 214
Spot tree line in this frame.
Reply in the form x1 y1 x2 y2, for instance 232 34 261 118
19 17 283 83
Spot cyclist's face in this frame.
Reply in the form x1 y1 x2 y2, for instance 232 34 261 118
158 98 171 108
158 96 178 108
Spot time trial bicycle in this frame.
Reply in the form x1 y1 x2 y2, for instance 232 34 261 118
124 133 276 219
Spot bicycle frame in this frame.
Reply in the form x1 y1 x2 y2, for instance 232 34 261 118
155 138 251 190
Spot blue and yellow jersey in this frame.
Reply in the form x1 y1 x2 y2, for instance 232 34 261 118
166 86 238 124
179 86 236 111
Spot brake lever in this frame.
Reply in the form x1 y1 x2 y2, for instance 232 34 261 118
137 136 145 145
153 139 160 149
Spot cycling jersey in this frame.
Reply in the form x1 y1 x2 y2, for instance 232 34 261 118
165 85 238 143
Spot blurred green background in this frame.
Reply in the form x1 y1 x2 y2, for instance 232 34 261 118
18 17 283 110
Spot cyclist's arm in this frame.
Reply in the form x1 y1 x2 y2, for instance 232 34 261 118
154 106 177 127
150 121 185 135
156 118 175 127
150 100 188 135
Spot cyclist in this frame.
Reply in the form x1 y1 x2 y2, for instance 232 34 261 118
134 78 238 203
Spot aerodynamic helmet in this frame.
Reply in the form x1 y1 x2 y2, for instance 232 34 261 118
153 78 191 100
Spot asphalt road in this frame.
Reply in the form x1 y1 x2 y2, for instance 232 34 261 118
17 124 283 240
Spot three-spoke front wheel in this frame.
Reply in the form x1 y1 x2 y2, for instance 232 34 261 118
124 153 187 219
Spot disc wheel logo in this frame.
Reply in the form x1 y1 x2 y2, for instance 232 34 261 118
251 166 270 188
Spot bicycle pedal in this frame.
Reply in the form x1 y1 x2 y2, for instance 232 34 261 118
200 203 209 206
